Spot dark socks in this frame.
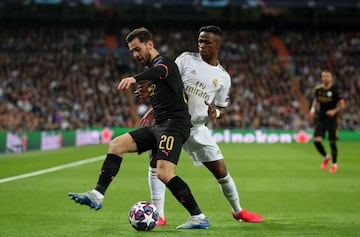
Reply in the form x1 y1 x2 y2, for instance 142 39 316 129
166 176 201 216
330 142 338 164
95 153 122 194
314 141 327 157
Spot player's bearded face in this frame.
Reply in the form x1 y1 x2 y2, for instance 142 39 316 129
140 46 151 66
321 72 332 86
128 39 151 66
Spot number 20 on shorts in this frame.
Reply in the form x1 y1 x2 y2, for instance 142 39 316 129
159 135 174 150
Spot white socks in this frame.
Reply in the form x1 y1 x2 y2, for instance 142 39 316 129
148 168 242 217
217 173 242 214
148 167 166 217
193 213 206 219
91 189 104 201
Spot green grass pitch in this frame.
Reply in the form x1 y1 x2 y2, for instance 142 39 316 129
0 142 359 237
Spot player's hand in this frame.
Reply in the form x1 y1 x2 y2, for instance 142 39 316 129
326 109 336 117
139 108 155 127
117 77 136 90
135 83 150 101
205 101 217 123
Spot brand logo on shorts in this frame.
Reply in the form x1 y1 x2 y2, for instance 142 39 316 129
161 149 170 157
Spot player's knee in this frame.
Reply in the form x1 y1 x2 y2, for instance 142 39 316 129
217 173 231 184
204 160 227 179
156 172 167 184
329 141 337 149
108 140 123 156
213 167 227 179
108 134 135 156
156 169 174 184
313 137 322 142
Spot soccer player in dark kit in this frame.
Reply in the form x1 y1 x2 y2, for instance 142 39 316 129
68 27 210 229
141 25 263 226
309 70 346 173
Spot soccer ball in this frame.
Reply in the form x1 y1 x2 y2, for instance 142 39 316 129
128 201 159 231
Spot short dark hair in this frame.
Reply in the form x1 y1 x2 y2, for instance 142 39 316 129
322 69 332 74
199 25 223 37
125 27 153 43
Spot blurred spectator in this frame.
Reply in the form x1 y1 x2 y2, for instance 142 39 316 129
0 26 359 131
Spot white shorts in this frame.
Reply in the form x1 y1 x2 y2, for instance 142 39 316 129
182 124 223 166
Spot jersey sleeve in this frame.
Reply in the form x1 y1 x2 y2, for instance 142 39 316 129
133 65 167 81
214 74 231 108
134 57 170 81
175 52 187 76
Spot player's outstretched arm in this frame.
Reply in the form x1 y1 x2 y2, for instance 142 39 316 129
139 108 155 127
309 99 317 122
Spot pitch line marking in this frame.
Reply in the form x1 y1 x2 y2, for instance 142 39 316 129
0 156 104 184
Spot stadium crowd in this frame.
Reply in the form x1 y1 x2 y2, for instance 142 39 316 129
0 26 359 132
283 31 360 131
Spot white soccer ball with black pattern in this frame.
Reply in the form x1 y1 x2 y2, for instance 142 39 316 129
128 201 159 231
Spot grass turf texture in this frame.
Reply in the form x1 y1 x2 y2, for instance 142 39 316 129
0 142 359 237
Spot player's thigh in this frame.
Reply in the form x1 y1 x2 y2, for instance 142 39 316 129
155 127 186 165
129 127 157 154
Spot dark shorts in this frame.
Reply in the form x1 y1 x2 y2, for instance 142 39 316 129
129 119 190 165
314 118 338 140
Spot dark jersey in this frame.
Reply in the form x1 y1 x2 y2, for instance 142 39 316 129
314 84 343 122
134 55 191 125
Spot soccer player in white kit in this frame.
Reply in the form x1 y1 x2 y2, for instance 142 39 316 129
141 26 263 227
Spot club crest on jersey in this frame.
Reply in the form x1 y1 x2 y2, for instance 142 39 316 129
213 79 219 87
148 84 156 96
327 91 332 97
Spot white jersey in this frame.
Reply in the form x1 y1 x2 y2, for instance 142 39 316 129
175 52 230 165
175 52 231 124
